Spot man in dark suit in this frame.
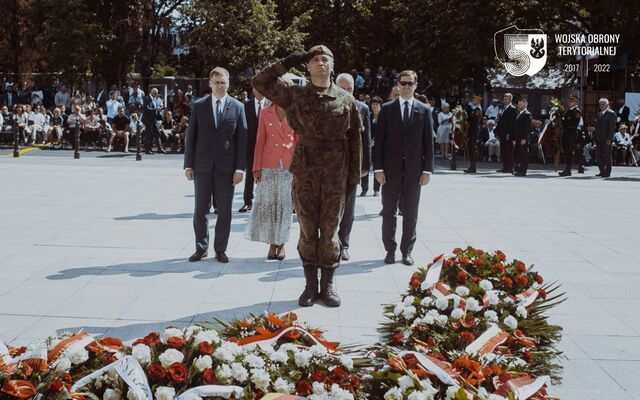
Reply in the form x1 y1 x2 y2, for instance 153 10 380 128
616 98 630 129
95 83 109 111
142 88 166 154
336 73 371 261
559 96 583 176
512 98 533 176
464 95 482 173
594 98 617 178
2 86 17 110
374 70 434 266
239 88 267 213
495 93 517 173
184 67 248 263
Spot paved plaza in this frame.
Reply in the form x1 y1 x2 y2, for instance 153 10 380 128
1 149 639 399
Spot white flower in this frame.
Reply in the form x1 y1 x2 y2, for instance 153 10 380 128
70 349 89 365
132 344 151 365
194 355 213 372
484 310 498 322
402 305 417 320
384 387 403 400
278 343 299 353
274 377 294 393
309 344 328 357
455 286 470 297
329 384 355 400
244 353 265 369
194 329 219 345
216 364 232 380
504 296 515 304
465 297 482 312
184 326 202 340
126 388 141 400
450 308 465 320
421 279 432 291
53 357 71 372
487 291 500 306
445 386 460 400
420 297 433 307
511 357 527 367
421 315 435 325
393 303 405 316
479 280 493 291
504 315 518 330
213 347 233 363
231 362 248 382
426 309 439 318
418 380 438 396
398 375 415 390
154 386 176 400
270 350 289 364
103 388 122 400
403 295 415 306
312 381 327 395
435 297 449 310
294 350 312 367
477 387 490 399
408 391 433 400
251 368 271 391
516 305 528 319
161 327 184 344
436 315 449 326
158 348 184 368
340 355 354 370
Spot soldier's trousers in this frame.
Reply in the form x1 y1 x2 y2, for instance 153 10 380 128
292 153 348 270
562 133 577 172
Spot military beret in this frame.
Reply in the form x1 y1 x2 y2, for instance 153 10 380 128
306 45 334 61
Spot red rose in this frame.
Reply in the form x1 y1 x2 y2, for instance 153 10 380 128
473 258 484 267
460 331 476 344
475 249 485 256
410 273 422 289
199 341 214 355
501 277 513 288
522 350 532 362
63 373 72 384
516 261 527 273
350 375 361 389
496 250 506 261
296 380 313 396
453 247 462 254
459 256 469 265
392 332 404 345
538 288 547 300
444 259 454 268
457 271 469 282
516 274 528 287
202 368 216 385
332 367 347 379
147 363 166 382
168 362 189 383
133 332 160 346
312 370 327 382
536 274 544 284
167 336 186 349
472 277 481 284
494 263 505 273
49 380 64 394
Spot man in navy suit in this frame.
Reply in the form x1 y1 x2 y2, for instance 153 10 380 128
512 98 533 176
374 70 434 266
239 88 267 213
184 67 248 263
142 88 166 154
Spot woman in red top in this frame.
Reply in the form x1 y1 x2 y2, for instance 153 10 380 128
244 103 297 260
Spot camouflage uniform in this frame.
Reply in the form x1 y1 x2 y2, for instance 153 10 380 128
252 46 362 307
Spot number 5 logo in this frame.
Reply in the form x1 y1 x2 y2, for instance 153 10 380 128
495 26 547 77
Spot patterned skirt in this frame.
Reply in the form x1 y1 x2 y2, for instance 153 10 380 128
244 163 294 245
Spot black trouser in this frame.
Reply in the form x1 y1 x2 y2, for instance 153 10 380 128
562 132 577 172
381 170 421 255
596 140 612 176
243 154 255 206
338 183 357 249
501 138 513 171
468 135 477 171
144 121 162 152
514 141 529 175
360 172 380 193
193 169 234 254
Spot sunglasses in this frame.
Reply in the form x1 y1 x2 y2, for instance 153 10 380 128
399 81 415 87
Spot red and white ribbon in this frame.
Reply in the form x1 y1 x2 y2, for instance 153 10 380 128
72 355 152 400
0 339 47 374
175 385 244 399
465 325 509 356
397 351 458 386
492 375 550 400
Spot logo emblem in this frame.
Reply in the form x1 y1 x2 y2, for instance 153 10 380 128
495 26 547 77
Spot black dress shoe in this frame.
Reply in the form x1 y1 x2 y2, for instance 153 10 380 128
189 251 207 262
558 170 571 177
238 204 251 213
158 148 167 154
464 169 476 174
373 191 379 197
496 169 506 173
595 173 602 177
145 150 153 155
384 252 395 264
402 254 414 266
513 172 526 177
578 167 585 174
215 251 229 263
601 174 610 178
341 249 350 261
359 191 367 197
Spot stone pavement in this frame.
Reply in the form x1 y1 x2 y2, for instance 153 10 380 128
1 149 639 399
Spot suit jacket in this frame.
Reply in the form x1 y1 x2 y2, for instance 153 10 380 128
142 95 159 125
96 90 108 110
496 104 517 140
513 109 533 142
618 105 630 124
594 108 617 142
2 92 17 109
244 98 261 161
253 104 297 171
356 100 372 171
183 95 248 174
374 99 434 178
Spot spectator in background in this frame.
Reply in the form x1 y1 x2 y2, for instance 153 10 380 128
613 124 631 165
107 107 130 153
105 91 120 122
173 115 188 153
83 109 102 149
54 84 70 109
129 111 144 144
66 105 86 147
70 90 85 109
26 104 47 144
483 119 500 162
436 103 453 159
13 105 28 144
529 119 543 162
485 98 500 120
616 98 630 128
172 89 186 118
31 84 44 106
47 108 64 145
185 84 193 98
128 82 145 110
85 95 97 110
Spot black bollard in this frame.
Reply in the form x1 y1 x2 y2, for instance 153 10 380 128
450 133 457 170
136 123 142 161
74 124 80 159
12 119 19 158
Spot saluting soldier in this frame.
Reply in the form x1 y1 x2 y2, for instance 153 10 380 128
464 95 482 173
252 46 363 308
559 95 584 176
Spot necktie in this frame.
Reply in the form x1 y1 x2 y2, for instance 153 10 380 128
257 101 262 118
403 101 409 123
216 99 222 128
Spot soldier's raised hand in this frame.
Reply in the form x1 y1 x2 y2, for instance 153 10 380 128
283 51 308 70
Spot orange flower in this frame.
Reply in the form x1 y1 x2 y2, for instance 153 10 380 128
1 381 36 399
516 274 528 287
494 263 505 273
501 277 513 288
496 250 506 261
536 274 544 284
453 247 463 254
199 341 214 355
473 258 484 267
457 271 469 282
392 332 405 345
516 261 527 273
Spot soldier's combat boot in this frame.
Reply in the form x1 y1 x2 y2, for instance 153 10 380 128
298 266 319 307
320 268 341 307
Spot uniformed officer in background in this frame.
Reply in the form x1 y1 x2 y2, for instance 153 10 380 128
559 95 584 176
